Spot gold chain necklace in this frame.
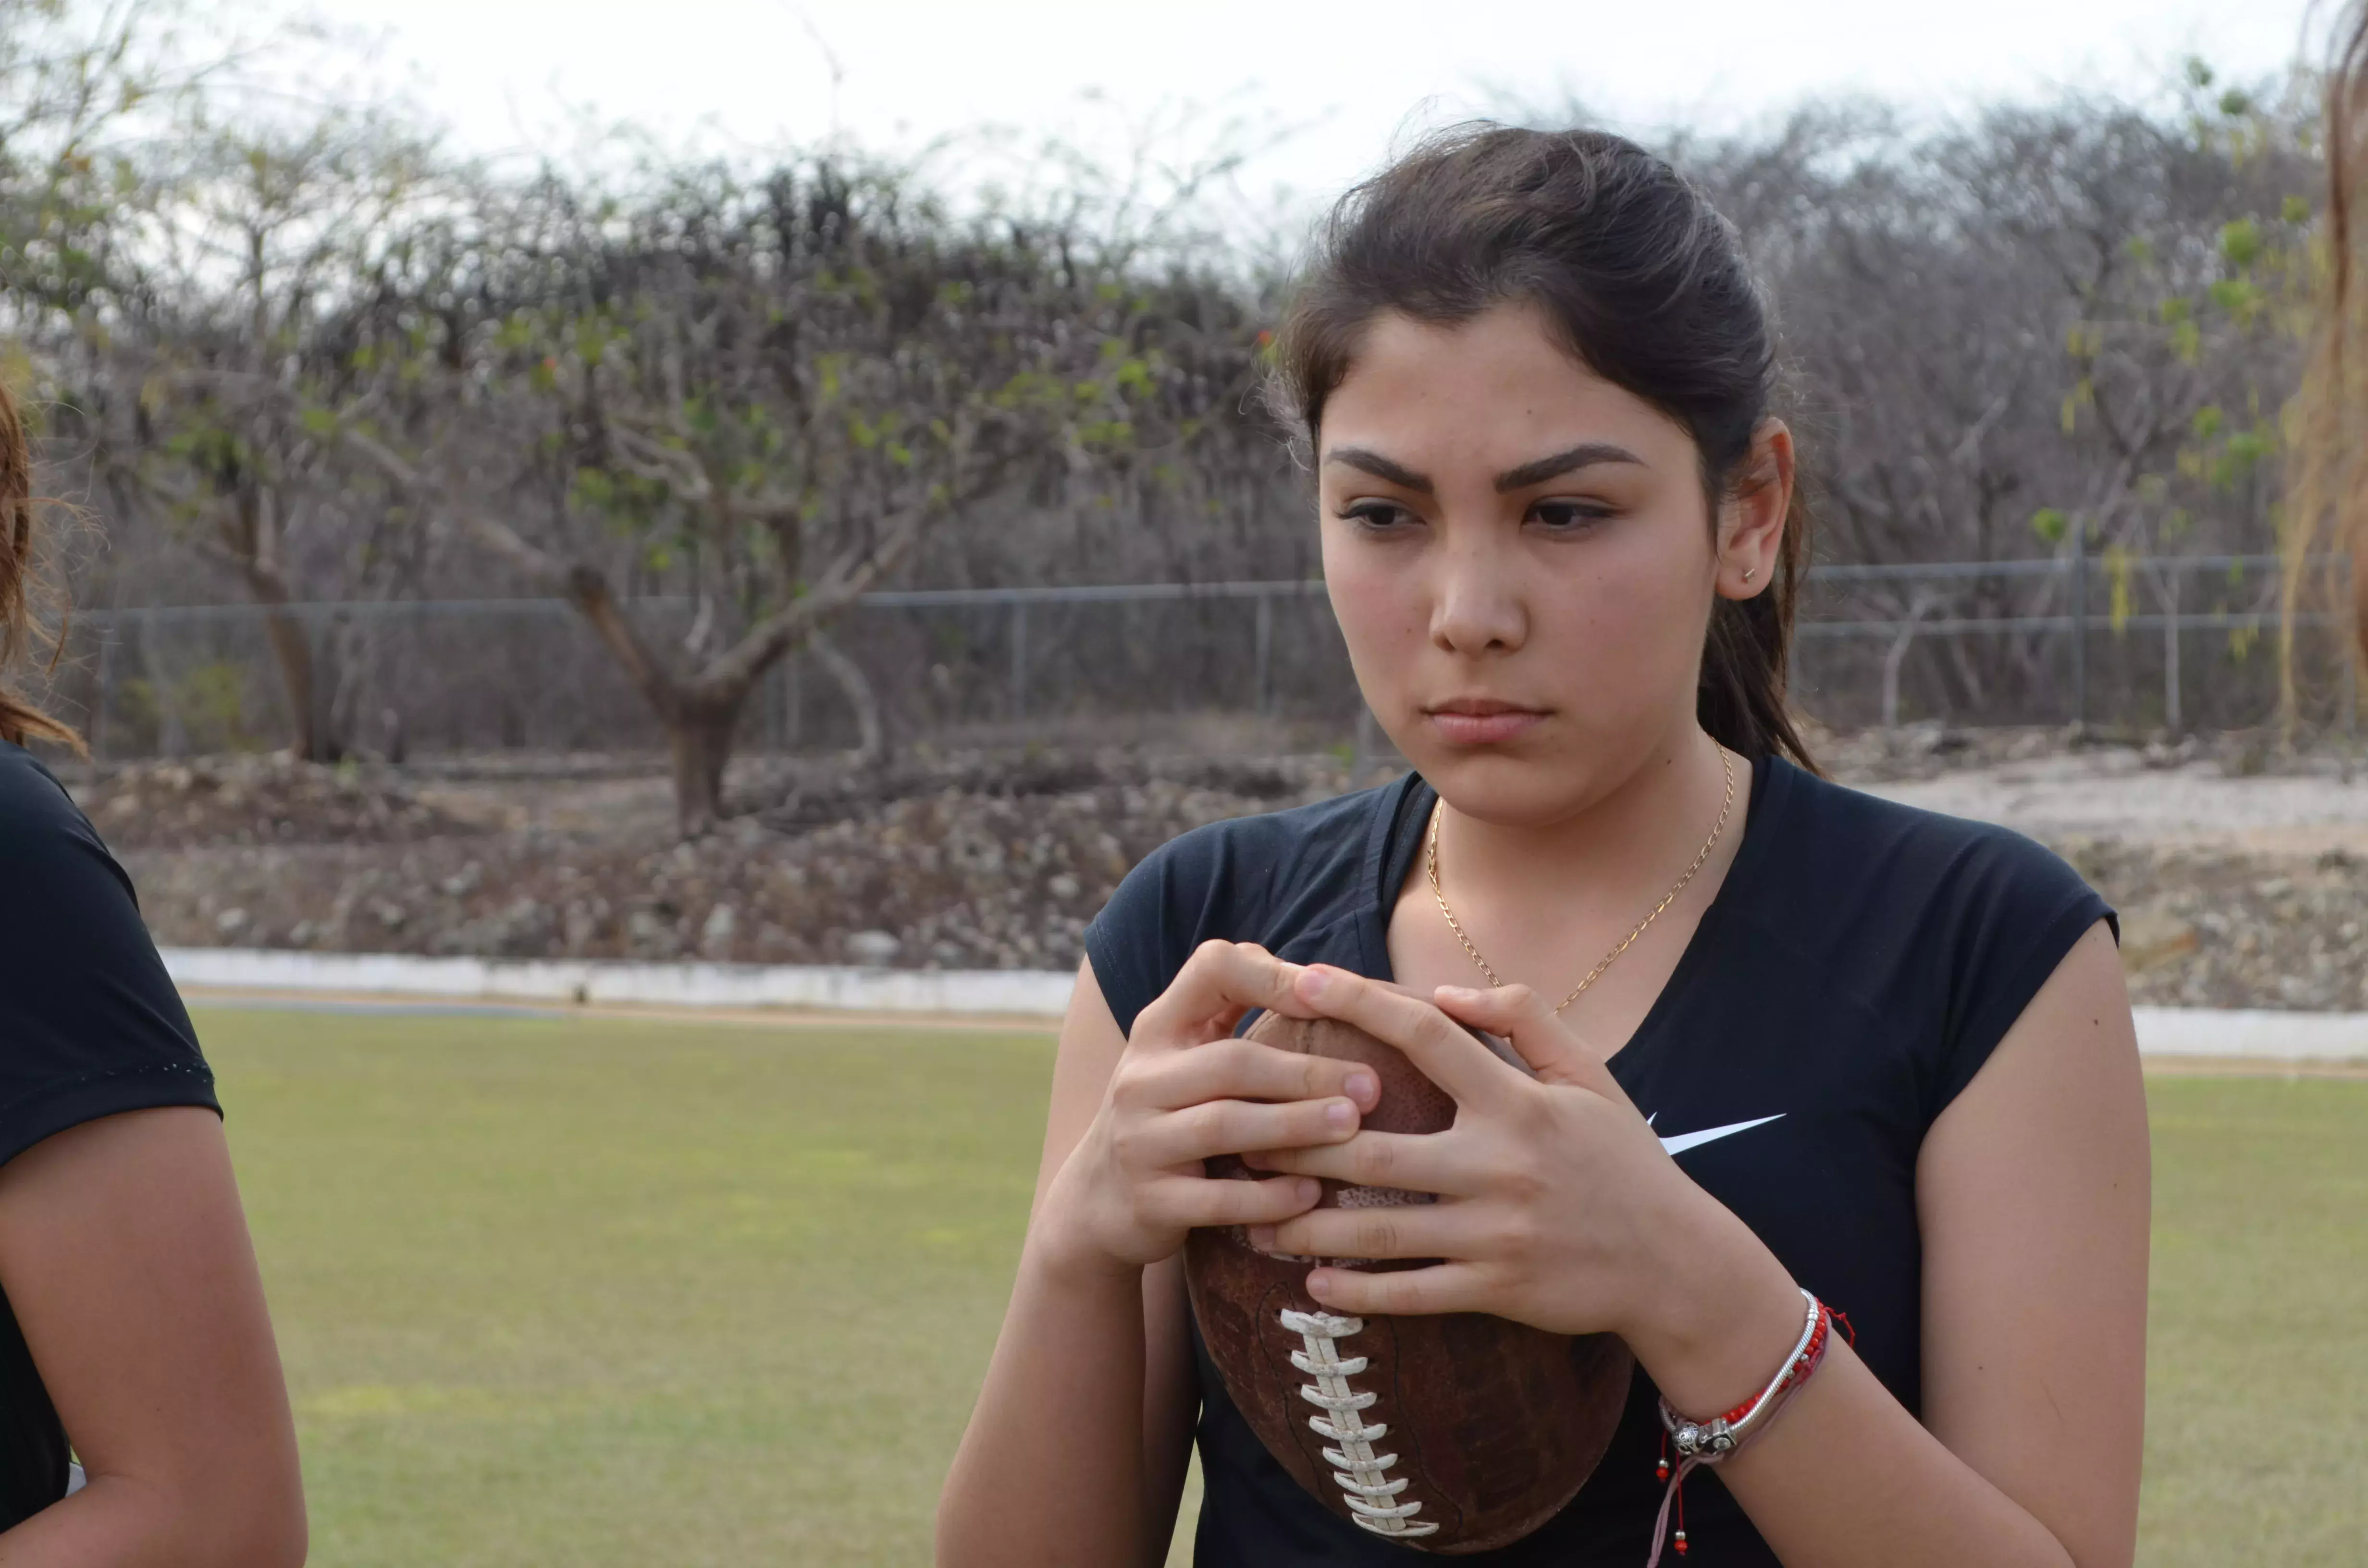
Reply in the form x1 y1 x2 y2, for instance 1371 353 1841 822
1426 746 1736 1014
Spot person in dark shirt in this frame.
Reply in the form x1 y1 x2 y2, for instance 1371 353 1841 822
0 378 304 1561
941 128 2149 1567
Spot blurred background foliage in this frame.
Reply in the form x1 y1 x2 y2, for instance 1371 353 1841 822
0 1 2343 827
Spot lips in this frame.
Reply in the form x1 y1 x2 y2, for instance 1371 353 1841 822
1424 700 1549 746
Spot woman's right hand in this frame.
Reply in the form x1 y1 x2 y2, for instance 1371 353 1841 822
1033 940 1381 1278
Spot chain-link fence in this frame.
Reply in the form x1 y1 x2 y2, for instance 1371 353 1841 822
37 551 2352 763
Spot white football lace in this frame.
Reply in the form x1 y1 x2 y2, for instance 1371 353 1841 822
1279 1308 1438 1540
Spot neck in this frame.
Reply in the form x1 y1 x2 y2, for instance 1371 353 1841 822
1433 724 1739 913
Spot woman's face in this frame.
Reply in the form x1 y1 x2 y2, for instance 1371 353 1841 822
1318 303 1765 827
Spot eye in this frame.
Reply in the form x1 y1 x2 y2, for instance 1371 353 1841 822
1528 499 1615 533
1338 500 1420 533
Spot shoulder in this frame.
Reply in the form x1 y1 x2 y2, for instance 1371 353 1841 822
1769 759 2097 906
0 742 109 849
1753 758 2116 1120
1121 781 1394 926
0 743 143 911
1084 778 1404 1036
0 743 216 1167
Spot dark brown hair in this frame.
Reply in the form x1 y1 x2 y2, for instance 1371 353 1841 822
0 376 81 754
1271 124 1815 769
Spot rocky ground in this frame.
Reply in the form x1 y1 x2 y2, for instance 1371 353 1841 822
95 748 1369 972
70 725 2368 1010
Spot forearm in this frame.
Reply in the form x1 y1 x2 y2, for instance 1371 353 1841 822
1631 1241 2081 1568
0 1470 307 1568
937 1240 1155 1568
1715 1336 2075 1568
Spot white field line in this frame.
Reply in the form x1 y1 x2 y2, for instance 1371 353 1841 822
156 948 2368 1060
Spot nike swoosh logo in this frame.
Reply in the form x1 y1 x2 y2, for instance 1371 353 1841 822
1648 1113 1786 1157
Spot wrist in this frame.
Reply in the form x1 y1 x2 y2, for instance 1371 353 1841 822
1621 1191 1805 1420
1023 1199 1151 1292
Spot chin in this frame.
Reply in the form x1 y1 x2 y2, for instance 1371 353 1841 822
1405 743 1617 827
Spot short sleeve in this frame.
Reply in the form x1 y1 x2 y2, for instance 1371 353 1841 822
1082 828 1222 1040
0 747 218 1167
1924 827 2117 1125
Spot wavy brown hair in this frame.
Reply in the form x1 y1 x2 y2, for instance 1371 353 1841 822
2290 7 2368 678
0 376 82 754
1269 124 1815 769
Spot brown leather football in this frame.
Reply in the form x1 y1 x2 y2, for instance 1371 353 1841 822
1184 1011 1633 1554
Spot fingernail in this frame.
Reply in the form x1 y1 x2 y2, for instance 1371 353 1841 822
1306 1268 1333 1300
1247 1225 1277 1250
1437 984 1481 1003
1299 967 1332 999
1325 1098 1356 1130
1345 1070 1378 1106
1242 1151 1270 1170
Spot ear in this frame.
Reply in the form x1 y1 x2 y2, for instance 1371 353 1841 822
1715 418 1794 601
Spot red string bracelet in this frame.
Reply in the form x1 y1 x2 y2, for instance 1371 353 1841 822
1645 1289 1853 1565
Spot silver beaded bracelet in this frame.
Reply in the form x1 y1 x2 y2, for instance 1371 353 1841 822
1658 1287 1824 1462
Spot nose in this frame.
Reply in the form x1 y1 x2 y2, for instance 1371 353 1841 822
1430 534 1528 657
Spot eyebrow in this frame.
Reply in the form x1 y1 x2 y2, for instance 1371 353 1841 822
1322 441 1646 496
1324 446 1434 493
1491 442 1647 492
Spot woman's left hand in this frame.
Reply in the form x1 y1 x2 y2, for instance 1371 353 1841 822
1243 964 1770 1347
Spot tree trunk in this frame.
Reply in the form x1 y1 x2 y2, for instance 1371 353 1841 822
809 629 884 766
666 692 748 838
248 577 326 761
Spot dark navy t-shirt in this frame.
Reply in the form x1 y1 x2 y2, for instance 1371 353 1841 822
0 742 221 1529
1084 755 2113 1566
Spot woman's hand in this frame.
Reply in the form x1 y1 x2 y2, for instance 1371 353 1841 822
1242 966 1786 1352
1032 941 1383 1281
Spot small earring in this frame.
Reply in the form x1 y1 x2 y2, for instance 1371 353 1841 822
1742 566 1757 583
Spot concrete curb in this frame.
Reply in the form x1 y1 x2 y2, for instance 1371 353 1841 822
2129 1006 2368 1062
158 949 2368 1060
159 947 1077 1018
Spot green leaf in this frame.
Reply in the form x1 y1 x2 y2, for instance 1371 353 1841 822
2285 194 2314 225
2159 297 2191 325
2193 406 2225 441
2218 87 2254 118
299 406 338 439
2207 278 2259 318
2226 430 2273 468
2219 219 2264 270
2031 508 2069 544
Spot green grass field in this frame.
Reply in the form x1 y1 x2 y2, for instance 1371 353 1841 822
200 1009 2364 1567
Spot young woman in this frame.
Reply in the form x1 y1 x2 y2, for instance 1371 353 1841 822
0 379 306 1563
940 127 2148 1567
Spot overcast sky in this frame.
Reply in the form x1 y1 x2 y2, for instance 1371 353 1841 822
300 0 2325 219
